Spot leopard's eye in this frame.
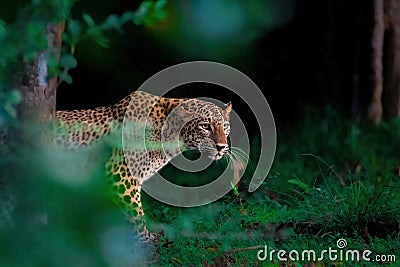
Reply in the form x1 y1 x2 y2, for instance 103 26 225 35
223 122 230 131
199 122 212 131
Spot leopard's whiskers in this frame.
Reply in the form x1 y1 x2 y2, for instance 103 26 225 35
229 147 249 167
225 146 249 184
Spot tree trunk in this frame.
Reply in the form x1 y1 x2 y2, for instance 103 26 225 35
17 22 64 123
382 0 400 119
368 0 385 124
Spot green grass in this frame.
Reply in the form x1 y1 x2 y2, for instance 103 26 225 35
1 110 400 266
148 110 400 266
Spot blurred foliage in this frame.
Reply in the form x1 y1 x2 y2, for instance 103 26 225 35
151 0 295 61
0 0 169 265
0 0 74 125
1 1 399 266
133 0 168 26
0 126 149 266
63 1 169 51
0 0 168 126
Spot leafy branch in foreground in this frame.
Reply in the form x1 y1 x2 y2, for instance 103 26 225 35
0 0 169 125
59 0 169 85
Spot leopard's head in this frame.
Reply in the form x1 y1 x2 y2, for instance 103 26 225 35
174 99 232 160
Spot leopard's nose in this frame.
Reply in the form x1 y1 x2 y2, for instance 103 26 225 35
216 143 228 152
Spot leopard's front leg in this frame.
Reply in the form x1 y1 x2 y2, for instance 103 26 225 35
106 149 158 243
122 185 160 242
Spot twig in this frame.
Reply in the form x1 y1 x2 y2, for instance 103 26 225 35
223 245 265 255
56 66 70 88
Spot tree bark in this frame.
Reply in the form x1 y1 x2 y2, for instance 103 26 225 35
382 0 400 119
368 0 385 124
17 22 65 123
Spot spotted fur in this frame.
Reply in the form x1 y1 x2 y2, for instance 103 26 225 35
55 91 232 241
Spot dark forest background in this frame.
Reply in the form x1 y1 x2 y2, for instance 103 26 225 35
1 1 400 266
54 0 374 123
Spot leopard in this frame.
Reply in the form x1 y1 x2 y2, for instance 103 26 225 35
55 90 232 242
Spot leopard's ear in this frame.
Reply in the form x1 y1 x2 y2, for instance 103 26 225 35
224 101 232 118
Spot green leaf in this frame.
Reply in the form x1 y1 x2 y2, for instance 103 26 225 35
26 22 48 49
121 11 135 24
6 90 22 105
59 72 73 84
154 0 167 10
133 0 168 26
154 0 168 19
287 178 309 191
95 36 109 48
4 102 17 118
101 14 121 30
230 181 239 196
46 56 58 69
86 27 109 48
154 10 167 20
23 51 39 62
60 54 77 68
82 13 95 27
67 19 81 39
133 1 154 25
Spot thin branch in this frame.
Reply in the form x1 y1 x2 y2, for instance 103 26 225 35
223 245 265 255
